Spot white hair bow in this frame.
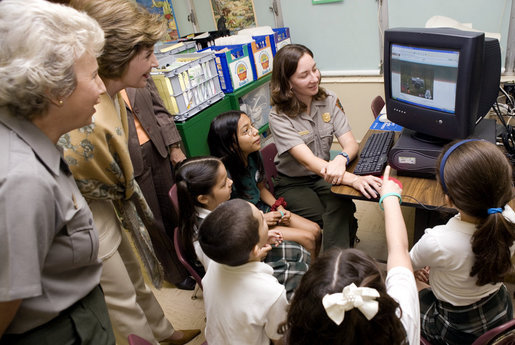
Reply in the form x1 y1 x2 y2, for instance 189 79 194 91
322 283 380 325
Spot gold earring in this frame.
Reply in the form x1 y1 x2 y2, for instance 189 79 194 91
58 100 64 105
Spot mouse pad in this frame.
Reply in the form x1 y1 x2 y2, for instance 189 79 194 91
369 116 403 132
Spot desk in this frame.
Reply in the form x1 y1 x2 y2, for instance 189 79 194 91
331 129 455 243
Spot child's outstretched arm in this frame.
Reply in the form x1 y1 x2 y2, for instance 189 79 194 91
380 166 413 272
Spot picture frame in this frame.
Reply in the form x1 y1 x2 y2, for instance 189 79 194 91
135 0 179 40
210 0 257 32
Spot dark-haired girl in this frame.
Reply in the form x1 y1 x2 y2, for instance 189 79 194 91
208 110 321 258
281 167 419 345
410 139 515 345
176 156 309 298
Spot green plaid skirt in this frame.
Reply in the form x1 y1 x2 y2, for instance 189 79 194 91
419 284 513 345
265 240 310 300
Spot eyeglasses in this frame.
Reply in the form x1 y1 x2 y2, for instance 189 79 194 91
241 124 257 136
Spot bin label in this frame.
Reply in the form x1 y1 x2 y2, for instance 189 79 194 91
255 48 273 78
229 57 252 89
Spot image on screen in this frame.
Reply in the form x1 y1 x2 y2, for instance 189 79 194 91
390 44 459 114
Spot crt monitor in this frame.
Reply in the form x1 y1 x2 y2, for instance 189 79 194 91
383 27 501 142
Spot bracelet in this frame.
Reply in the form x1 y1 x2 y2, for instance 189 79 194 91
337 151 350 166
271 197 287 211
379 192 402 211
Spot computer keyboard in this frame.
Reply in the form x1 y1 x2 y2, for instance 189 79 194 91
353 131 395 176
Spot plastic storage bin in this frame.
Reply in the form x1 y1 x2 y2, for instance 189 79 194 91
202 44 255 93
175 97 233 157
249 35 274 79
181 30 231 51
238 80 271 130
217 37 274 82
151 51 224 122
155 41 196 56
272 27 291 51
252 32 280 56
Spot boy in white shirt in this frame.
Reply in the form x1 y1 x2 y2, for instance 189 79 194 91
199 199 287 345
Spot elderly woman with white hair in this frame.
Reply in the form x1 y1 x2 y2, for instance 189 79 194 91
0 0 114 344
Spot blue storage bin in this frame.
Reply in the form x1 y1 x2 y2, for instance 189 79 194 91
201 45 256 93
272 27 291 51
251 32 279 56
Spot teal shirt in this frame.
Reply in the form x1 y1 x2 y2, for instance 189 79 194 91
231 153 269 211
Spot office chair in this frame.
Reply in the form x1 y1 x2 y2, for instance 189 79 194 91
371 95 385 119
420 337 432 345
168 185 203 299
419 318 515 345
168 184 180 213
260 142 279 194
471 318 515 345
128 334 152 345
173 226 203 299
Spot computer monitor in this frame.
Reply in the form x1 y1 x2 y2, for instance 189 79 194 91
383 27 501 142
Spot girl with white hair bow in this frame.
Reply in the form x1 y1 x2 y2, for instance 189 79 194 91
279 166 420 345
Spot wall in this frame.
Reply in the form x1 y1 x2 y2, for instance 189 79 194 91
388 0 511 70
172 0 512 73
280 0 380 74
321 77 384 142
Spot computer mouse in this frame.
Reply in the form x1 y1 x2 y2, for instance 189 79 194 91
378 114 388 123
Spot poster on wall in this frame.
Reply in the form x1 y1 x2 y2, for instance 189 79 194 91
210 0 256 32
135 0 179 40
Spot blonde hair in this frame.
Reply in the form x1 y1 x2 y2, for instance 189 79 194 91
70 0 167 80
0 0 104 120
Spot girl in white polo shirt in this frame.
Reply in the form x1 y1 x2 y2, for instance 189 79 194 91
410 139 515 345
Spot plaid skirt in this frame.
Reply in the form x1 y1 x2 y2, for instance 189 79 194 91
419 285 513 345
265 240 310 300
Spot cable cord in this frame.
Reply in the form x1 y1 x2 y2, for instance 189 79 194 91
400 194 448 212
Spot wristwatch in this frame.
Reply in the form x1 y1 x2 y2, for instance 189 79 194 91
170 142 181 149
337 151 350 166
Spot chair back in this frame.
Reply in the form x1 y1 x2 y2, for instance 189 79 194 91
128 334 152 345
371 95 385 119
173 226 203 290
260 142 279 194
420 319 515 345
168 184 179 213
420 337 433 345
168 184 203 290
471 318 515 345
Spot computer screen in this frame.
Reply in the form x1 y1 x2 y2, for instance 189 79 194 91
384 27 501 142
390 44 459 114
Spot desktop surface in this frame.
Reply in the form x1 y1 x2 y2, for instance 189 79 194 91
332 129 450 211
388 118 497 178
334 127 515 243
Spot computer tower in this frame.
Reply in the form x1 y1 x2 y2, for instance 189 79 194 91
388 118 496 178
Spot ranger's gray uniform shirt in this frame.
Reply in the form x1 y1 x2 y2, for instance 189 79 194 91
0 108 102 334
269 90 351 177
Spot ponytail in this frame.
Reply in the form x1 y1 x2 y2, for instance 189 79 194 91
175 157 222 266
176 178 199 265
470 209 515 285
